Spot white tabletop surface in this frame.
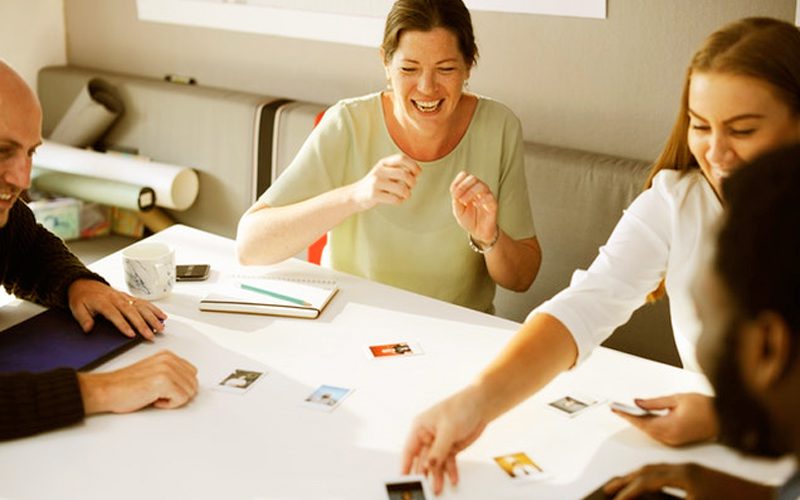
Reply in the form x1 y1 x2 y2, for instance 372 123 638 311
0 225 793 500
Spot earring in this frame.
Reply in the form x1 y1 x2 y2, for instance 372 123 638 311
463 80 470 90
386 79 392 91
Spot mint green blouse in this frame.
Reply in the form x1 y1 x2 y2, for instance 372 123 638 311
261 92 535 312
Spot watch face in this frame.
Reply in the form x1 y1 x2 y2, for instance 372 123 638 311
175 264 210 281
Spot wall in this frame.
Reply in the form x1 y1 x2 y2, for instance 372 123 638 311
63 0 794 161
0 0 66 88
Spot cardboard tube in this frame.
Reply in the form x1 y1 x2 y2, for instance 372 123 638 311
138 208 175 233
33 141 199 211
49 78 124 147
32 168 156 212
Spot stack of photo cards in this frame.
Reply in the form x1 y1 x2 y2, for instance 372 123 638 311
214 368 266 394
301 384 354 412
366 342 424 359
548 392 605 418
493 452 550 483
384 476 432 500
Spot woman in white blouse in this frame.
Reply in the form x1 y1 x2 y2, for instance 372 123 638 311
402 17 800 495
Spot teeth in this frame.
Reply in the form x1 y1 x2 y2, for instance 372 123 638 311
0 193 12 201
413 99 442 112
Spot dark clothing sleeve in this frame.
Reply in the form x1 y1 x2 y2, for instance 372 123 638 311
0 201 107 308
0 368 85 440
0 201 103 439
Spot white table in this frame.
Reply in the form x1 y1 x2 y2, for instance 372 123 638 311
0 225 793 499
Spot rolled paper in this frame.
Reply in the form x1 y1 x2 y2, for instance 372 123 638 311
137 207 176 233
33 141 199 211
31 168 156 212
49 78 124 148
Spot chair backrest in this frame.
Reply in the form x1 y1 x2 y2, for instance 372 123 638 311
494 143 681 367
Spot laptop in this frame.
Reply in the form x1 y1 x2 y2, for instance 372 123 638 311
0 308 142 373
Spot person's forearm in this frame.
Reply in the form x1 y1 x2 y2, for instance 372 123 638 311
472 313 577 422
485 232 541 292
236 185 361 265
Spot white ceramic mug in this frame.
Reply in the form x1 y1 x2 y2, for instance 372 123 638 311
122 241 175 300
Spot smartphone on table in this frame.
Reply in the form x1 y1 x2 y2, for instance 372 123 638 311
175 264 211 281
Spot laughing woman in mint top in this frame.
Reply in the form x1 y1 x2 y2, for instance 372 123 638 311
236 0 541 313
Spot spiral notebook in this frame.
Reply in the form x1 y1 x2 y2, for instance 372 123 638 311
199 276 339 319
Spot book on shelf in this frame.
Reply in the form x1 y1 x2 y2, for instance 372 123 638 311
199 277 338 319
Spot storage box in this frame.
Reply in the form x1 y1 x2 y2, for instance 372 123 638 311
28 197 81 241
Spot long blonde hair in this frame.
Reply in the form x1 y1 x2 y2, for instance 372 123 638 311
646 17 800 302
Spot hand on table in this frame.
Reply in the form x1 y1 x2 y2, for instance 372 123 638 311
402 386 488 495
450 171 499 247
68 278 167 341
349 154 421 210
602 462 774 500
78 350 198 414
611 393 719 446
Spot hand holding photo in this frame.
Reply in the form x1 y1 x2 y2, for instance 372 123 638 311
367 342 423 358
302 384 354 412
493 452 549 483
214 369 265 394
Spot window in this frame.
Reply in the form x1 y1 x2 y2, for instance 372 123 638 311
136 0 606 47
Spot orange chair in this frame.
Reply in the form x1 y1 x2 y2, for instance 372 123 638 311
307 110 328 265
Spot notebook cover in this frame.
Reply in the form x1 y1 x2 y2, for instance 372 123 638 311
199 280 339 320
0 308 142 373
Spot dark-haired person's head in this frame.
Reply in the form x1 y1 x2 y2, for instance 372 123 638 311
695 143 800 459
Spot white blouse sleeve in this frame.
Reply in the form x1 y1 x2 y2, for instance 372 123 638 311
532 175 675 366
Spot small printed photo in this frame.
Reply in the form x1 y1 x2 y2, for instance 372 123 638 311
215 369 265 394
385 476 430 500
302 384 353 412
368 342 423 358
548 393 601 417
493 452 547 482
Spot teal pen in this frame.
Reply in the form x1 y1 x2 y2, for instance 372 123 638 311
240 283 311 307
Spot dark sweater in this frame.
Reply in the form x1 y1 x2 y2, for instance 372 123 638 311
0 201 108 440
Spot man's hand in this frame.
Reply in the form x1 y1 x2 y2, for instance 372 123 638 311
603 463 774 499
68 279 167 341
611 393 719 446
78 350 198 414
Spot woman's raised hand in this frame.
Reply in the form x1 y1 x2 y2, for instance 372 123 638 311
349 154 421 210
450 171 499 245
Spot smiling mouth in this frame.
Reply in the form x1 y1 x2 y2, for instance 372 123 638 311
0 193 13 201
412 99 443 113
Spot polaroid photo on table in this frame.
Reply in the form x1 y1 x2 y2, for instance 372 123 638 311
214 369 265 394
548 392 604 418
366 342 424 359
493 452 549 483
301 384 354 412
384 475 432 500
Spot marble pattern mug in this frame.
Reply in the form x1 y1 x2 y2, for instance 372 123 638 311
122 241 175 300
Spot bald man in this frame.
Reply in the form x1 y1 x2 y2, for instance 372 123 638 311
0 60 197 440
